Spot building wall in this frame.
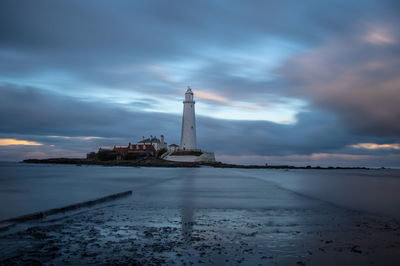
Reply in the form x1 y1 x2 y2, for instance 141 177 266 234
165 152 215 162
168 145 179 153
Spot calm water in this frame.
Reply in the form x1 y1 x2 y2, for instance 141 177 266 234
0 162 399 221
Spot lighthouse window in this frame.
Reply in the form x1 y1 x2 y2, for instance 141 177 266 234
191 126 193 129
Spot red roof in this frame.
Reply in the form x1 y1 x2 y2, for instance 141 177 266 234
113 143 155 153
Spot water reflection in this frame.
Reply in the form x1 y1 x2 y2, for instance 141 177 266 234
179 168 196 241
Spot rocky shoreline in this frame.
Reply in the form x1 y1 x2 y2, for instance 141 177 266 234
23 158 370 170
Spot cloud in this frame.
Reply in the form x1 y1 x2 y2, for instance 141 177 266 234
195 91 230 104
0 0 384 91
279 21 400 137
0 83 175 138
0 83 182 144
363 25 397 45
364 31 395 45
0 138 42 146
351 143 400 150
47 136 104 141
0 0 385 127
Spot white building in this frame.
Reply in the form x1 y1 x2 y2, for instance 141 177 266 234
180 87 197 150
137 135 167 150
168 144 179 153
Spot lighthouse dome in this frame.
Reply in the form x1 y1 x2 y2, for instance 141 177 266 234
184 86 194 102
186 87 193 94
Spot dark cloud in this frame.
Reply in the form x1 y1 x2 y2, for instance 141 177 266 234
0 84 180 139
278 21 400 137
0 0 387 80
197 110 370 156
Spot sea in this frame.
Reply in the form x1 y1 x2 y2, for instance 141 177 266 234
0 162 399 221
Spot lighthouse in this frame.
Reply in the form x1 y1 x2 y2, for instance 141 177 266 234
164 86 215 162
180 87 197 150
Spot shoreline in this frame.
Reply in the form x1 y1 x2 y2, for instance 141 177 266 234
22 158 371 170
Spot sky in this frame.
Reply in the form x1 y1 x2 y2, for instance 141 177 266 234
0 0 399 167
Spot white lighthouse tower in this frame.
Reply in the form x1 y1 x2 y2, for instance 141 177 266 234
180 87 197 150
163 86 215 162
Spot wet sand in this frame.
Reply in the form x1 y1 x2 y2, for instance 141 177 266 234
0 168 399 265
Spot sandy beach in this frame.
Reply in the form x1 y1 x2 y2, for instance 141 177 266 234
0 164 399 265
